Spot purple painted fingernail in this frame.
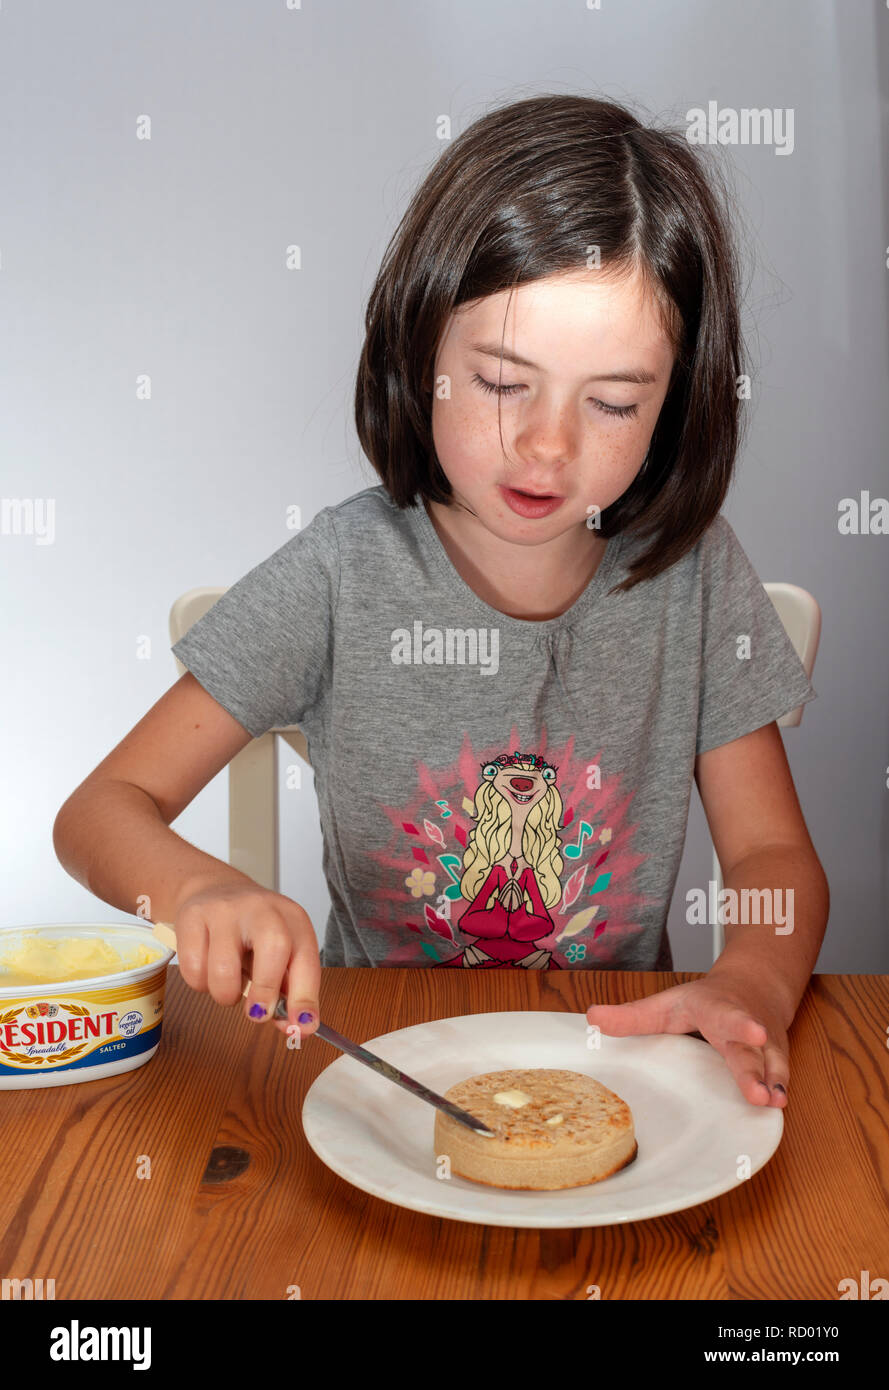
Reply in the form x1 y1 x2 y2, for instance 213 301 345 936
298 1011 314 1024
249 1003 266 1019
772 1083 786 1094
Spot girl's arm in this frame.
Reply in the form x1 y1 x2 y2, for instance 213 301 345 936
53 673 322 1033
694 720 829 1022
585 720 827 1109
53 672 256 926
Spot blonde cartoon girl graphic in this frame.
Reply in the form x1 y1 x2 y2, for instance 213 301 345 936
437 751 564 969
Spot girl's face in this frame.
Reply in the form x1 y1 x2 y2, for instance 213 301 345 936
430 267 676 543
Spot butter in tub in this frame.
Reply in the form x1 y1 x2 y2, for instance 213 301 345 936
0 932 160 987
0 924 174 1090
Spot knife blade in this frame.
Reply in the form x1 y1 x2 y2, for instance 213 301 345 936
150 921 494 1138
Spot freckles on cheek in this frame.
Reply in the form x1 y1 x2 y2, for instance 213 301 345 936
597 437 641 476
579 439 644 508
434 398 495 470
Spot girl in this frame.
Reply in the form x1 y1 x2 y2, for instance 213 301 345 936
54 94 828 1109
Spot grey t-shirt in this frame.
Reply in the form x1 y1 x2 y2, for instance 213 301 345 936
171 485 816 972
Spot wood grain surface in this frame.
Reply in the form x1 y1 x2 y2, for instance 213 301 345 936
2 967 887 1300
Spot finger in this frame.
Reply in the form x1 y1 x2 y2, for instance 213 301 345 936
720 1039 783 1107
205 919 248 1008
274 964 295 1037
272 959 317 1040
694 1001 769 1052
277 919 321 1038
242 917 293 1024
586 986 695 1037
174 912 210 993
762 1043 789 1106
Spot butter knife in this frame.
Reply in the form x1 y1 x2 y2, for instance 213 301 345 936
151 921 494 1138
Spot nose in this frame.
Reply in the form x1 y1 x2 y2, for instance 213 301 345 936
518 395 579 468
509 777 535 792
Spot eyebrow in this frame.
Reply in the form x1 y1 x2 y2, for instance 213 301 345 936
467 339 659 386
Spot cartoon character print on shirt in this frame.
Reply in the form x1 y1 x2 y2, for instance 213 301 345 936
365 728 656 968
436 751 563 969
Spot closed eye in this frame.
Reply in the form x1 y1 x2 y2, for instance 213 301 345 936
471 372 639 419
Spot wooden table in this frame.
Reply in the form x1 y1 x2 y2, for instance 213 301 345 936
3 967 887 1300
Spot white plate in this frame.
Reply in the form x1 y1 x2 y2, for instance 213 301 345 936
301 1011 783 1228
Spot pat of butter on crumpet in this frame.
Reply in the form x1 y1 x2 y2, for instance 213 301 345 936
434 1068 637 1190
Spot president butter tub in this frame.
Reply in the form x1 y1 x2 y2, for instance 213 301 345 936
0 923 175 1089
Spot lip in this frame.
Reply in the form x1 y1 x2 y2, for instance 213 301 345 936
499 485 565 519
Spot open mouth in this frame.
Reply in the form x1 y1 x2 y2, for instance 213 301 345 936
499 485 565 518
508 790 533 803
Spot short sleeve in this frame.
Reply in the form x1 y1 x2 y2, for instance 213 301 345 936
171 507 339 739
696 516 817 755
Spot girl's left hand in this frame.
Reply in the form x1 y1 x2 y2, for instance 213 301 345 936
585 976 789 1107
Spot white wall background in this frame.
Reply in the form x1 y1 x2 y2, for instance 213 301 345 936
2 0 887 972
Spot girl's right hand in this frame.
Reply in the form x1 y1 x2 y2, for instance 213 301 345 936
172 881 320 1038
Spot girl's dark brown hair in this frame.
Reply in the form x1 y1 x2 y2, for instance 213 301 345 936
354 93 747 592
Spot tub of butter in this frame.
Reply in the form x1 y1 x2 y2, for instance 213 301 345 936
0 923 175 1089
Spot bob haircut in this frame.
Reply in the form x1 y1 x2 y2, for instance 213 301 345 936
354 93 747 593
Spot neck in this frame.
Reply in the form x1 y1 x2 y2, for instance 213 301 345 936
425 498 607 621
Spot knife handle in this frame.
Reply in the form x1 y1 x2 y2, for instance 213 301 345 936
151 920 291 1023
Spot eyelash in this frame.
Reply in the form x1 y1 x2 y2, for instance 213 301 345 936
472 372 639 419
